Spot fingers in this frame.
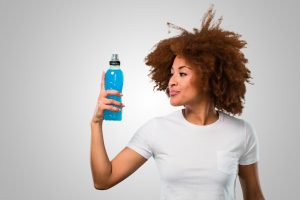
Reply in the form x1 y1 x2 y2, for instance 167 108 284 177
101 70 105 91
98 89 122 101
105 90 123 97
98 72 121 99
94 91 125 120
103 98 125 107
97 71 105 101
94 71 124 121
103 104 122 112
95 101 122 115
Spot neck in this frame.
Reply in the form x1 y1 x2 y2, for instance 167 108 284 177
183 97 218 126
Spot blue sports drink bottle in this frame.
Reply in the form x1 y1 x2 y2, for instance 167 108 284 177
103 54 124 121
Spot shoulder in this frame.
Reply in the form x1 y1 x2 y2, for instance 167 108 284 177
220 111 258 138
221 111 246 129
222 112 258 139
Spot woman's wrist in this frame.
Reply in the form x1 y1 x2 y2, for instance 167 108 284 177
91 116 103 125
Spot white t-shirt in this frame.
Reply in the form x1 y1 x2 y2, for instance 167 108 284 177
127 109 260 200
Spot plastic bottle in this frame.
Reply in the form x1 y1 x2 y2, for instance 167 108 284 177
103 54 124 121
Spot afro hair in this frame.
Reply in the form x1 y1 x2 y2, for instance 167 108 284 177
144 4 253 116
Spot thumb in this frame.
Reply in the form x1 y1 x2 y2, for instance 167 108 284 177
100 70 105 91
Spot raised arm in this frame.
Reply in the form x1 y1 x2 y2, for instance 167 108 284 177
90 71 147 190
90 122 147 190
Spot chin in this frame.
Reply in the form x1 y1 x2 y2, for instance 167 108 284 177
170 99 184 107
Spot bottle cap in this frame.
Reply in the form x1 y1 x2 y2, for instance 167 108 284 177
110 54 120 65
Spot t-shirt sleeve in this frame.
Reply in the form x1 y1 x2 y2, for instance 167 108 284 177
126 119 155 160
239 120 260 165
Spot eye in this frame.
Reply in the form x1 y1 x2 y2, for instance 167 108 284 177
169 72 187 77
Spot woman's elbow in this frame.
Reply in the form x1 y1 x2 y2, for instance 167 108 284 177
93 177 111 190
94 182 111 190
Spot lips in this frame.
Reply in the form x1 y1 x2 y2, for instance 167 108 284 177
170 90 180 96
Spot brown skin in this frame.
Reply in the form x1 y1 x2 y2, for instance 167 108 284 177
145 5 252 116
92 143 265 200
90 57 265 200
143 5 265 197
91 5 264 198
170 56 265 199
169 56 218 125
239 163 266 200
90 71 146 190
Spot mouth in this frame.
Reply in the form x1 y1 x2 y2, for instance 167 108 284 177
170 91 180 97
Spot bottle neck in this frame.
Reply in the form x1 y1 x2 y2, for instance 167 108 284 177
109 65 120 69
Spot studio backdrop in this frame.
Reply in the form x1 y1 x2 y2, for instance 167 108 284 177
1 0 299 199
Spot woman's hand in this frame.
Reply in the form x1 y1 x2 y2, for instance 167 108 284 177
91 71 125 123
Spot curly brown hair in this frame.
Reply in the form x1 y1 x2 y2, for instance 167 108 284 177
144 4 253 116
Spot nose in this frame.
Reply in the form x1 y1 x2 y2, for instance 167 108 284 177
168 74 178 88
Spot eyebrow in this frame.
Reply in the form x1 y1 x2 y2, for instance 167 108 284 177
171 66 192 70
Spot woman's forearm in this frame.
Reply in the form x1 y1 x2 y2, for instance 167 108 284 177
90 121 112 189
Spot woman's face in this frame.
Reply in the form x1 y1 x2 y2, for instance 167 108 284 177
168 56 202 106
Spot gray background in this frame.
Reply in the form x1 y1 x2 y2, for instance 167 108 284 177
1 0 299 199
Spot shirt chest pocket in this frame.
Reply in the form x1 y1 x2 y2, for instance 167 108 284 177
216 150 239 175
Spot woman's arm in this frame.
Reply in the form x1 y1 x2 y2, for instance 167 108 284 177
90 71 148 190
90 121 147 190
238 162 266 200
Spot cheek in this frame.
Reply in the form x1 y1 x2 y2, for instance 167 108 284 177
184 80 199 94
182 85 199 99
189 77 202 94
176 88 197 101
185 88 199 98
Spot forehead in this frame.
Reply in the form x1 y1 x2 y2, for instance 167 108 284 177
171 56 193 70
171 66 191 71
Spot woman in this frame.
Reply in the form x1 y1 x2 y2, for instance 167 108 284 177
90 5 265 200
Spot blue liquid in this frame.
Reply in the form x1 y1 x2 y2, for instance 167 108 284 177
104 68 124 121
